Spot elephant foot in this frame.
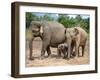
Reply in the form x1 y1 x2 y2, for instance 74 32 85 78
81 54 84 57
64 57 70 60
70 56 74 58
66 58 70 60
82 55 84 57
29 57 34 60
46 55 51 58
70 55 75 58
39 56 45 60
63 56 67 59
78 55 83 57
72 52 76 56
56 56 61 59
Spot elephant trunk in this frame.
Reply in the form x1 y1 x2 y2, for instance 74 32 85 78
27 31 34 60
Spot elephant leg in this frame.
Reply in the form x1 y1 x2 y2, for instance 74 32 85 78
67 44 71 59
29 39 34 60
63 51 67 59
82 45 85 57
70 44 74 58
75 38 80 57
41 47 46 57
78 46 80 57
46 46 51 57
65 40 71 59
75 43 79 57
41 41 49 59
57 48 62 58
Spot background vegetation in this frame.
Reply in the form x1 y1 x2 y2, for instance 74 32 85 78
26 12 90 33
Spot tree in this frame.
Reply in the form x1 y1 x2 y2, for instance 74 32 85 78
80 18 90 33
39 14 54 21
26 12 38 28
75 15 82 22
75 15 89 33
57 14 76 28
26 12 89 33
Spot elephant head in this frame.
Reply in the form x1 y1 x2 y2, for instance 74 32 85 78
29 21 44 39
66 27 79 40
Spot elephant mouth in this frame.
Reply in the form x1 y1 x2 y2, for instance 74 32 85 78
33 33 40 37
34 35 37 37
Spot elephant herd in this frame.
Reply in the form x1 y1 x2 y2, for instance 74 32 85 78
28 21 88 60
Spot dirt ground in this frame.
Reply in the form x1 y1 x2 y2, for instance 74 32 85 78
25 37 89 67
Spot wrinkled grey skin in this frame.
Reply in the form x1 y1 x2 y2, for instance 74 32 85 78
65 27 88 59
28 21 66 60
57 43 68 59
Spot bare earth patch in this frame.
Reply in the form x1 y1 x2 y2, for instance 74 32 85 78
26 37 89 67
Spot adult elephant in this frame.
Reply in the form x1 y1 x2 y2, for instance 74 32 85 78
65 27 88 59
28 21 67 60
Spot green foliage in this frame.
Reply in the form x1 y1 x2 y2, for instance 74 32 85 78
58 14 89 33
38 14 54 21
57 14 76 28
26 12 90 33
74 15 90 33
26 12 39 28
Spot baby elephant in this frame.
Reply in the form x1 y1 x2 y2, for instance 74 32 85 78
57 43 68 59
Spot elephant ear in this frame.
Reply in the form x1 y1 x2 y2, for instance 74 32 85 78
40 26 43 34
74 28 79 36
